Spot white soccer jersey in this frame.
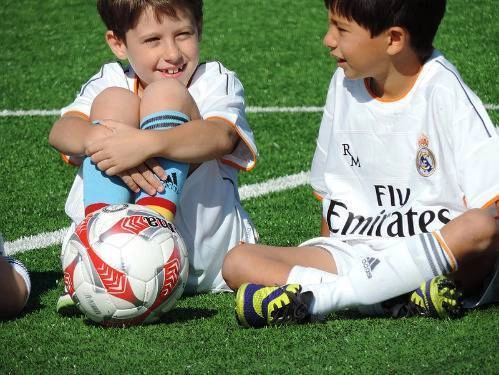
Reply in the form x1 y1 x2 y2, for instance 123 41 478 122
311 50 499 244
61 61 258 293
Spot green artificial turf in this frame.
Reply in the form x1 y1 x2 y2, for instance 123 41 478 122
0 0 497 373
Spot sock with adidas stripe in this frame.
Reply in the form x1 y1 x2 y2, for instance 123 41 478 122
292 232 456 316
135 110 190 221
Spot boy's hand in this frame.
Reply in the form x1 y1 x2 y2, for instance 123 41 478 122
118 159 167 195
85 126 153 175
83 123 114 150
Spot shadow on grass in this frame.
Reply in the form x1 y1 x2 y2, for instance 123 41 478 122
159 306 218 323
81 307 218 328
23 270 62 315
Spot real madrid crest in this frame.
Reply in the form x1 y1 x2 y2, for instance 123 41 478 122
416 134 436 177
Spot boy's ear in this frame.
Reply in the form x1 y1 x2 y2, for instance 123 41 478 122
105 31 128 60
386 26 407 56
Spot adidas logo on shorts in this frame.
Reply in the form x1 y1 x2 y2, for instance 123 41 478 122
362 257 380 279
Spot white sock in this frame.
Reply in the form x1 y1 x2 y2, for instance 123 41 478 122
286 265 337 285
300 233 455 316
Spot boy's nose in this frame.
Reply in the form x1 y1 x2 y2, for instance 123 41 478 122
323 28 337 49
162 41 181 62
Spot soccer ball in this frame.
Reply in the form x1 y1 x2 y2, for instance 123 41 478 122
61 204 188 326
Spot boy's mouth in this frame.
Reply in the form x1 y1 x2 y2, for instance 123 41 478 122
159 64 185 76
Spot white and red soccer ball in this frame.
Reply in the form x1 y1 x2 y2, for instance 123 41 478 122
61 204 188 326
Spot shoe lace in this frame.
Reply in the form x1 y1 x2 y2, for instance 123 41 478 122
269 288 311 324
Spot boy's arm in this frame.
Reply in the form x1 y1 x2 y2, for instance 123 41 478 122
155 117 239 163
49 114 165 195
86 117 239 176
49 114 112 156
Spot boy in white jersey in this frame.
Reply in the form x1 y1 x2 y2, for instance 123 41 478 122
222 0 499 327
49 0 258 313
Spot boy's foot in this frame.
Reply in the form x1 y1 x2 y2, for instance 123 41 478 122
235 283 313 328
56 289 79 316
391 275 463 318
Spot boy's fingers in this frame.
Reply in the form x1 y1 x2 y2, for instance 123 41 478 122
127 168 156 195
145 158 167 181
118 172 140 193
137 164 164 193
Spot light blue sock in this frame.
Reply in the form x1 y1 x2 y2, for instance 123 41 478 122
135 111 189 221
83 157 132 216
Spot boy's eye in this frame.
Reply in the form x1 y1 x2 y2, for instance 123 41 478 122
176 30 195 39
144 37 160 44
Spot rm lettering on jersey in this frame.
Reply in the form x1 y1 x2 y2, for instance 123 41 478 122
342 143 361 167
326 184 452 237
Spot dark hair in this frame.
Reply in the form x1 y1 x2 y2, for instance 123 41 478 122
97 0 203 42
323 0 446 62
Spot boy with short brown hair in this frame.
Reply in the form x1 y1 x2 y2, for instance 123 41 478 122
49 0 258 313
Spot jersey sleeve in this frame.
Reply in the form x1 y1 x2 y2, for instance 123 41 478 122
452 102 499 209
310 71 340 199
190 62 257 171
433 63 499 209
60 62 131 118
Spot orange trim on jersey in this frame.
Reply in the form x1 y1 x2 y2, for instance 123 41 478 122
481 194 499 209
134 77 140 95
364 69 421 103
313 191 323 201
62 110 90 121
432 231 457 272
205 116 257 171
60 153 83 167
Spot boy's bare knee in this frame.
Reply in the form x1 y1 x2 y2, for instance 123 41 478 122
91 87 140 125
457 209 497 253
222 244 245 290
140 79 199 118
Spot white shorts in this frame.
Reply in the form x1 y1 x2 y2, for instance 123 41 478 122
299 236 398 276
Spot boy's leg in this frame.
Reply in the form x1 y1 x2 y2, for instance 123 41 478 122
232 209 496 326
443 209 499 294
57 88 139 315
0 235 31 319
83 87 140 215
233 234 454 327
224 242 338 328
222 243 338 290
135 79 199 221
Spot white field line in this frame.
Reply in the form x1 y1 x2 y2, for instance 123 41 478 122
3 171 310 256
0 104 498 117
0 107 324 117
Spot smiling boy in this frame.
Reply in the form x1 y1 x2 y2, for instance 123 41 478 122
49 0 258 313
222 0 499 328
